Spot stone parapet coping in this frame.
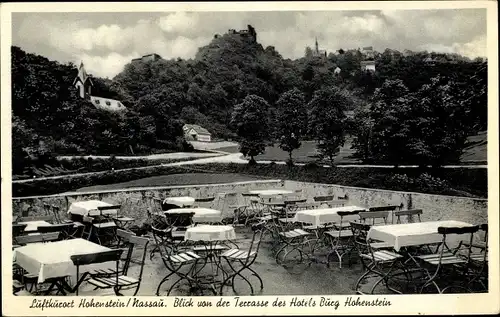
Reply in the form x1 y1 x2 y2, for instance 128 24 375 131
11 179 284 200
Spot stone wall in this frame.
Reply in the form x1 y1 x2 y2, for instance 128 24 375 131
284 180 488 243
12 179 488 243
11 180 285 223
283 180 488 225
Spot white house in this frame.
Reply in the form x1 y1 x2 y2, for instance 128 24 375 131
73 62 127 112
360 60 376 72
183 124 212 142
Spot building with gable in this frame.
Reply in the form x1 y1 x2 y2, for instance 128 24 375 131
73 62 126 112
131 53 163 63
312 37 327 58
183 124 212 142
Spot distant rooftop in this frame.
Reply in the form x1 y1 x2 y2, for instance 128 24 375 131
90 96 127 112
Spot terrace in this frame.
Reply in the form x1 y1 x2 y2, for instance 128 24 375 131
11 179 488 296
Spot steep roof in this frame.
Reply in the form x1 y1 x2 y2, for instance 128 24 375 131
72 62 93 86
90 96 126 112
183 124 211 136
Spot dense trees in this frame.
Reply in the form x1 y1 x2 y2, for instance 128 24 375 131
11 28 487 173
352 76 479 167
274 89 307 164
231 95 271 164
307 88 351 166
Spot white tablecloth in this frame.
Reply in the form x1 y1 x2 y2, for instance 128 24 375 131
18 220 52 232
293 206 366 227
185 225 236 242
163 196 195 207
367 220 474 251
67 200 115 216
249 189 294 196
13 238 113 283
166 208 223 223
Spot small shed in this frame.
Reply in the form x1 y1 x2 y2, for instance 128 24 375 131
183 124 212 142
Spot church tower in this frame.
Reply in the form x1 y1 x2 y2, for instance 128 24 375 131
72 62 93 99
315 37 319 55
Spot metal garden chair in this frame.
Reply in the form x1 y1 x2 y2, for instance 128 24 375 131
85 235 149 296
416 224 480 294
219 221 265 295
350 221 406 294
152 226 203 296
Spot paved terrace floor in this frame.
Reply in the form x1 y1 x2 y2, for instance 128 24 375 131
48 227 367 296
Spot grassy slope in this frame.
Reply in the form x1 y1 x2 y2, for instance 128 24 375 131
75 172 267 192
216 132 487 164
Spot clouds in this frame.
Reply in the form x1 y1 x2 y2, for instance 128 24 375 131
12 9 487 78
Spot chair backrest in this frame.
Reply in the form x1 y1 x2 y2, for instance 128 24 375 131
149 212 169 230
161 203 182 211
97 205 121 216
394 209 423 224
150 197 163 212
245 221 266 263
325 200 347 208
19 215 53 223
12 224 27 238
195 196 216 202
126 235 149 281
284 199 307 205
38 224 74 237
350 221 372 252
151 225 185 268
294 202 322 211
368 205 401 212
313 195 334 202
116 228 135 248
165 212 194 228
359 211 389 225
338 194 349 200
436 225 479 265
64 222 85 240
70 249 124 266
16 232 61 245
70 249 123 295
242 193 260 197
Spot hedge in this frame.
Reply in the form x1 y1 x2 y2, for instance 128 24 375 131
12 162 487 198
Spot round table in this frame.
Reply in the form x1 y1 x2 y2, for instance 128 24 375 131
185 225 236 242
163 197 195 208
185 225 237 295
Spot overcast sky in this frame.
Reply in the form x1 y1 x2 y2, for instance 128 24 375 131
12 9 487 78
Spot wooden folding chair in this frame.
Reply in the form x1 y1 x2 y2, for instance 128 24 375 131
165 212 195 241
12 224 27 246
193 196 216 208
359 211 389 226
16 232 61 245
313 195 334 203
19 215 53 223
152 226 202 296
86 235 149 296
70 249 124 295
416 225 480 294
38 224 76 240
220 221 265 295
325 210 360 268
325 200 347 208
350 221 405 294
394 209 423 224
